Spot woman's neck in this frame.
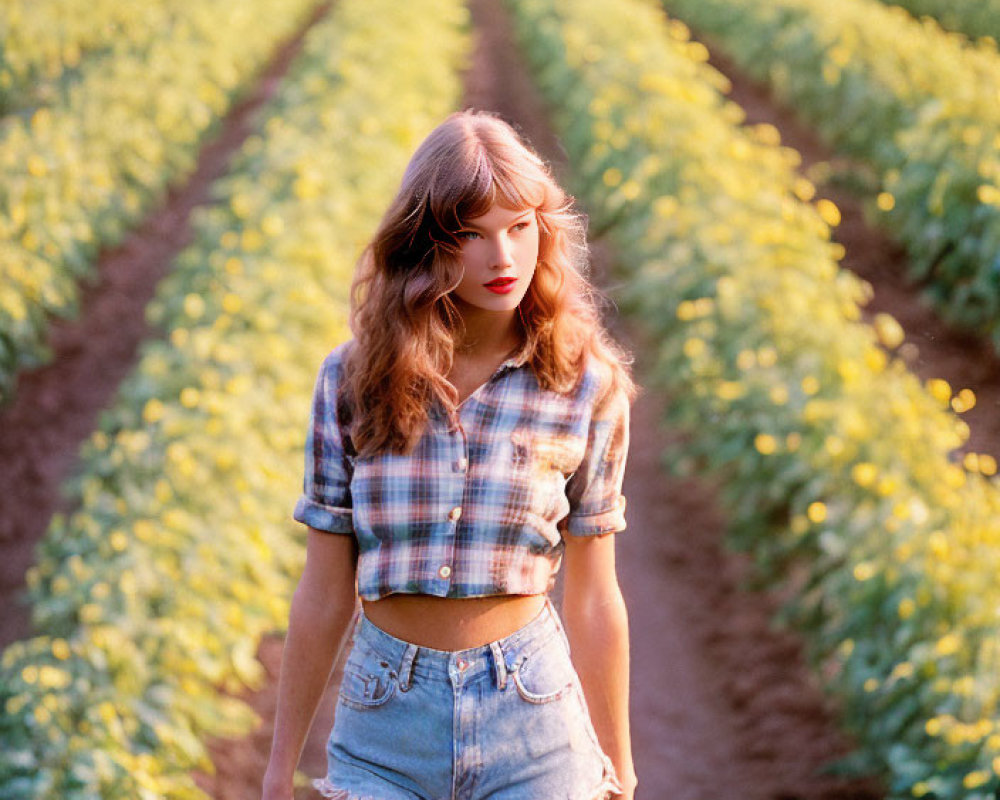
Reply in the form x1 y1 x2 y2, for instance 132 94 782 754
453 307 522 361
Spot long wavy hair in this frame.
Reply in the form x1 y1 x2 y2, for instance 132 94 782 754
343 109 635 456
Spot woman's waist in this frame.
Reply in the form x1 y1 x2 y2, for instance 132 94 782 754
360 592 548 651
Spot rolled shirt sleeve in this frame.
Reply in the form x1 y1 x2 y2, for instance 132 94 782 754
293 346 355 535
563 383 630 536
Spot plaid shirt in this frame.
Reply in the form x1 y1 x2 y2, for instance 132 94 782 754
293 340 630 600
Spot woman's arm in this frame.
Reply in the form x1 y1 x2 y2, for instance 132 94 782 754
561 531 637 800
262 527 359 800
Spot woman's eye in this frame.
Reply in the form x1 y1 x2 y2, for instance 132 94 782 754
457 230 479 240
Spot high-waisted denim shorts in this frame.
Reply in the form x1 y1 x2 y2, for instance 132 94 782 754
313 596 622 800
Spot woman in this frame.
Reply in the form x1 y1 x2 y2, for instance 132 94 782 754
262 109 637 800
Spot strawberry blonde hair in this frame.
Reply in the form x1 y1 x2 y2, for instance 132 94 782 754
343 109 634 456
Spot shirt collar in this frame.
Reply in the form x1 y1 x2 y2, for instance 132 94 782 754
492 337 532 378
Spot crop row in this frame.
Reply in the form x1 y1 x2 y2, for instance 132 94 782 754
506 0 1000 796
0 0 317 406
1 0 179 114
877 0 1000 43
660 0 1000 354
0 0 468 795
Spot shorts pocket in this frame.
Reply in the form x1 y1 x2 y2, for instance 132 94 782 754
511 638 577 704
337 641 398 711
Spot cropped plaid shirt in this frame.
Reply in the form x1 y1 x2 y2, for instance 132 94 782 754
293 340 630 600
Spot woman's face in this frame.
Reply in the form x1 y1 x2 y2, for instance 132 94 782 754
451 202 539 314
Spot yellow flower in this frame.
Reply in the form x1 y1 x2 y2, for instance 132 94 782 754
824 436 844 457
180 387 201 408
926 378 952 406
873 313 904 349
621 181 641 200
934 633 961 657
27 154 47 177
38 665 71 689
683 337 706 358
876 192 895 211
853 562 876 581
863 677 879 692
807 501 827 523
654 195 678 219
676 301 697 321
863 347 887 372
183 294 206 320
793 177 816 202
889 661 914 680
602 168 622 187
769 385 789 405
801 375 820 395
951 388 976 413
816 198 841 227
736 349 756 370
261 213 285 237
754 434 777 455
963 771 989 790
851 462 877 487
142 398 165 424
756 346 777 367
52 639 71 661
898 598 916 619
716 381 745 400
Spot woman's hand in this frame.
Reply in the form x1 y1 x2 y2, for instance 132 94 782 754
612 771 638 799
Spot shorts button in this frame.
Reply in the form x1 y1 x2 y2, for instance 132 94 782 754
456 657 469 671
438 564 452 579
448 506 462 521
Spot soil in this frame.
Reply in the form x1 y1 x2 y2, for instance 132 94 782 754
0 2 332 648
3 0 998 797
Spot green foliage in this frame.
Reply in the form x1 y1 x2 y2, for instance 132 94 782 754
878 0 1000 44
506 0 1000 796
0 0 469 796
660 0 1000 354
0 0 318 407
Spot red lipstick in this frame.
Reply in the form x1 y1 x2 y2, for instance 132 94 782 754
484 277 517 294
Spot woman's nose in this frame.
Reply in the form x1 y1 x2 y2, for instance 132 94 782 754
491 235 515 269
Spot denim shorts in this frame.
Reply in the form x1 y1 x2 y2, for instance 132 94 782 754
313 596 622 800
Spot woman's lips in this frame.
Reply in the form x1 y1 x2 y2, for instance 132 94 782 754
484 277 517 294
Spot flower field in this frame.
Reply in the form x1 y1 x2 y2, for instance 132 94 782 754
660 0 1000 354
506 0 1000 796
1 0 999 798
0 0 317 403
0 0 467 794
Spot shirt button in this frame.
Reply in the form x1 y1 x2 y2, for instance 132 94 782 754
449 506 462 521
455 457 468 472
438 565 452 579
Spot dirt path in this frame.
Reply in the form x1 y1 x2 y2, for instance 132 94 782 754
0 2 331 650
204 1 888 797
691 31 1000 462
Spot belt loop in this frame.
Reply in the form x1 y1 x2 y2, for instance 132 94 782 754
490 641 508 691
397 643 418 692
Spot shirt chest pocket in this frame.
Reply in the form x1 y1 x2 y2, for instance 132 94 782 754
509 428 585 519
